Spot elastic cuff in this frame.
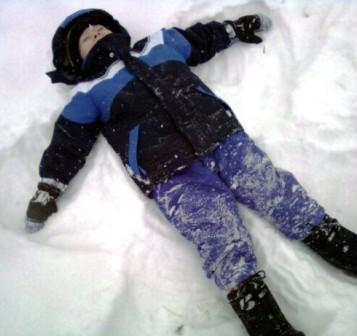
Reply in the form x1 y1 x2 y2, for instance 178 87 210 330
40 178 67 193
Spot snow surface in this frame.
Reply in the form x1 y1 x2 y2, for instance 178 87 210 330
1 0 357 335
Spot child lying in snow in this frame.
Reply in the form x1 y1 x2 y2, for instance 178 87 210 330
25 8 357 336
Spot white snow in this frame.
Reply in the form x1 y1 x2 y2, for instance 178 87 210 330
1 0 357 335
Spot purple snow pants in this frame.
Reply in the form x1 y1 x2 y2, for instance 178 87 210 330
153 131 325 290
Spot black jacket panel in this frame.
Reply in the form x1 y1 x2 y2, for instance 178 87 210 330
175 21 231 66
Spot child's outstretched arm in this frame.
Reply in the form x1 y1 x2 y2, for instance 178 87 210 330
173 14 272 66
25 93 101 233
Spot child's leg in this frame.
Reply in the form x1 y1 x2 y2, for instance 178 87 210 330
208 131 326 240
153 160 257 290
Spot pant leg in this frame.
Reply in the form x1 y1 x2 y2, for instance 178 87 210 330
209 131 326 240
152 160 257 290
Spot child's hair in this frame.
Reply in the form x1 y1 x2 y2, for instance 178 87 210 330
47 8 130 85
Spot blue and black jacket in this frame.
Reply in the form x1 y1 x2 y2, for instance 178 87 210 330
40 21 243 197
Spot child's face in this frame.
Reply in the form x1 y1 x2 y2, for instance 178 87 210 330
78 24 113 60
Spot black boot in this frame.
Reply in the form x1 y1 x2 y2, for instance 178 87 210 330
302 214 357 277
228 271 305 336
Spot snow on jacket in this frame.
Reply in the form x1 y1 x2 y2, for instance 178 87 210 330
40 21 243 197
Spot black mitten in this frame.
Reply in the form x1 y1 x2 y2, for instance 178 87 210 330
224 14 272 44
26 182 61 233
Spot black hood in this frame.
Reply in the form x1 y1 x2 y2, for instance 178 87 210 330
47 8 131 85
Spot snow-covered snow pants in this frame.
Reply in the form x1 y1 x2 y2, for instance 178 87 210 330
153 131 325 290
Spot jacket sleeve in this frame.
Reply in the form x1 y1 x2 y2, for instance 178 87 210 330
173 21 232 66
39 92 101 186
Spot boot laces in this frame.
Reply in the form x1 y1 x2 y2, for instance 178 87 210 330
236 271 268 311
